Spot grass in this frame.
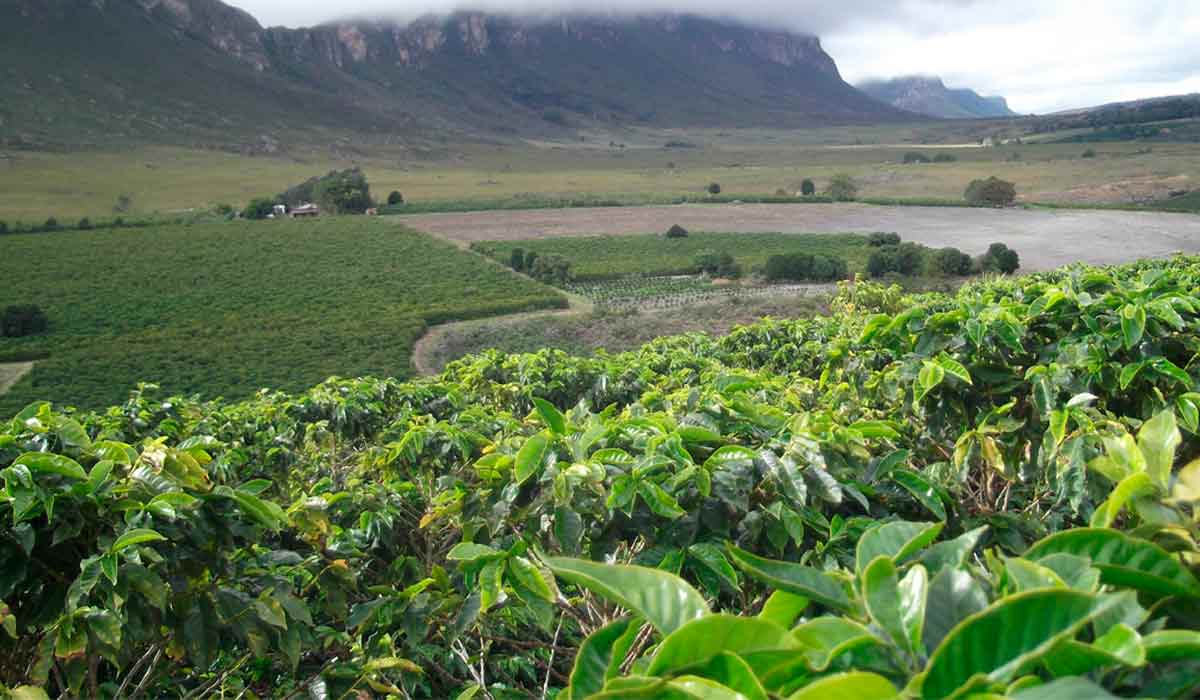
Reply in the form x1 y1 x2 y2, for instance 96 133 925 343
472 232 877 280
0 218 565 412
4 132 1200 221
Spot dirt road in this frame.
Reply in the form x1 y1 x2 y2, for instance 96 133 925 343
395 203 1200 271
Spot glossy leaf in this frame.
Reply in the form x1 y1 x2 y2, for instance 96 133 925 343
727 546 851 612
547 557 709 636
1025 528 1200 599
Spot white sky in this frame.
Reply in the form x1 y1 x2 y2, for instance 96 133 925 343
227 0 1200 114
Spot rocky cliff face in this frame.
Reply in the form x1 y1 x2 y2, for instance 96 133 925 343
858 76 1015 119
1 0 913 148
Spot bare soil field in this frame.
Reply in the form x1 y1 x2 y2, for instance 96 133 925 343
396 203 1200 271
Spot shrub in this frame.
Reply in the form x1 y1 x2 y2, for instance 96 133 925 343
113 193 132 213
695 250 740 277
706 182 722 196
1 304 48 337
666 224 689 238
932 152 958 163
867 248 898 278
524 250 539 272
313 169 373 214
868 232 901 247
931 246 974 276
764 253 846 282
800 179 816 196
509 247 526 271
827 174 858 201
979 242 1020 274
868 242 924 277
387 190 404 206
774 188 789 197
242 197 277 220
0 221 8 235
1082 148 1097 159
77 217 92 230
530 253 572 284
902 151 930 164
809 254 848 281
965 176 1017 206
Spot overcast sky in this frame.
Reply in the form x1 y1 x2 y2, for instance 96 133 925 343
228 0 1200 113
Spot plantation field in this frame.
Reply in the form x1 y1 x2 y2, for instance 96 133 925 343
409 203 1200 271
0 218 565 412
474 232 875 280
5 256 1200 698
2 129 1199 221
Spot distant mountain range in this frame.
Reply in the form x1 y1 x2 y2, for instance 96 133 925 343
858 76 1017 119
0 0 915 149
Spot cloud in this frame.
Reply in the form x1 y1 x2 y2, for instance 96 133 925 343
228 0 1200 113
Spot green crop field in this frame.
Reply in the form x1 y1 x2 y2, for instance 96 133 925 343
473 232 879 280
0 218 565 412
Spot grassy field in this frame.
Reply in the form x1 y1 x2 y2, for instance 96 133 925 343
2 126 1198 221
472 232 878 280
0 218 565 412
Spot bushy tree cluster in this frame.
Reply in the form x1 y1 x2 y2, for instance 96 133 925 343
902 151 931 164
800 179 816 196
665 224 689 238
693 250 741 278
965 176 1017 206
1 304 48 337
827 174 858 201
931 246 975 276
868 232 901 247
867 241 925 277
979 242 1021 274
764 252 848 282
530 253 572 285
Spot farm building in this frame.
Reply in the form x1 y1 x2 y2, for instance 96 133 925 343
290 203 320 218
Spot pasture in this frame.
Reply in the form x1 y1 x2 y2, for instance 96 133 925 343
0 218 565 412
2 125 1199 221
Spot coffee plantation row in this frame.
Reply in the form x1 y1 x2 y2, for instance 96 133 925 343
2 257 1200 698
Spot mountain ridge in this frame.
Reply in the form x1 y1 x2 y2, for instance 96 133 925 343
0 0 916 149
858 75 1016 119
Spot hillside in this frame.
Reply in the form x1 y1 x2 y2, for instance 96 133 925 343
0 0 915 149
859 75 1017 119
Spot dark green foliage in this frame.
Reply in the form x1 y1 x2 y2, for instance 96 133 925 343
530 253 572 285
707 182 722 195
42 217 60 231
931 246 975 276
0 219 565 411
827 173 858 201
525 250 539 272
868 242 925 277
76 217 92 231
113 194 132 213
387 190 404 206
903 151 931 164
510 247 526 271
1 304 48 337
933 153 958 163
764 252 847 282
1082 148 1097 158
965 177 1017 206
694 250 740 277
868 232 902 247
0 221 8 235
801 179 816 196
276 168 373 215
666 224 689 238
979 242 1021 274
242 197 277 220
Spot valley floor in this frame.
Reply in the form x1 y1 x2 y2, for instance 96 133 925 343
396 202 1200 271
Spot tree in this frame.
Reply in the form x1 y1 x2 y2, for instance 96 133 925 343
510 248 526 271
666 224 689 238
524 250 539 272
827 174 858 201
902 151 930 164
530 253 572 285
242 198 277 220
868 232 901 247
1 304 48 337
979 242 1020 274
42 217 60 232
77 217 93 231
314 169 374 214
1082 148 1097 159
800 179 816 196
706 183 721 196
113 193 133 213
965 177 1017 206
387 191 404 206
0 221 8 235
931 247 974 276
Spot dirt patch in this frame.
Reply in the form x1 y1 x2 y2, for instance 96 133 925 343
412 295 829 375
0 362 34 396
1045 175 1194 205
393 203 1200 272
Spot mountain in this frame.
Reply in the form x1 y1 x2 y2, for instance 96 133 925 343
0 0 915 150
858 76 1016 119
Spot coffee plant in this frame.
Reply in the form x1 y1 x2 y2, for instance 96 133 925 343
3 256 1200 697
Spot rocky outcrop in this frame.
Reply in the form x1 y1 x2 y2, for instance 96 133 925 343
858 76 1017 119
